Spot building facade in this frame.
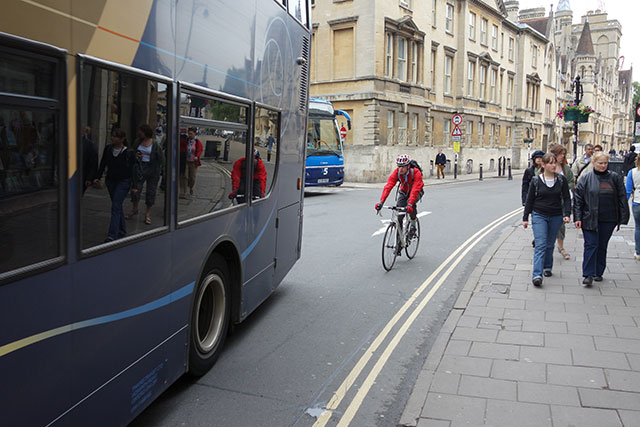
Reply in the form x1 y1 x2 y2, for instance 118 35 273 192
310 0 634 182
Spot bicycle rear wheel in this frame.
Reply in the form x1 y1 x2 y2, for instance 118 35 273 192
382 222 398 271
405 218 420 259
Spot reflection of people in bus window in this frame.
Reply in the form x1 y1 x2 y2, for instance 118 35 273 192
179 127 203 199
128 124 163 225
228 149 267 203
267 133 275 162
82 126 98 194
93 128 136 242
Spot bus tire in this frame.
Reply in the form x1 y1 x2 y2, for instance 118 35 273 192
188 254 230 377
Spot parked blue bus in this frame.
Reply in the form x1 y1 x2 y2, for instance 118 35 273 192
305 98 350 186
0 0 310 425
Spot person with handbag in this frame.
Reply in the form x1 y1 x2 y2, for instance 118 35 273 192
574 152 630 286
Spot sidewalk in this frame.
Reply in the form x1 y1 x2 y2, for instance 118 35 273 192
399 222 640 427
342 169 524 190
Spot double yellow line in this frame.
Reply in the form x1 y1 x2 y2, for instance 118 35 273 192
314 206 524 427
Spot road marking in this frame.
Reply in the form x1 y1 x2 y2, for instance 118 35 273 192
371 211 431 237
313 206 523 427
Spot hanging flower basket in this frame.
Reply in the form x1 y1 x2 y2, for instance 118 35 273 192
523 138 534 143
563 110 589 123
557 103 594 123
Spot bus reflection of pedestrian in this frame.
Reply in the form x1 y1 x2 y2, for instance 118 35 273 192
229 149 266 203
93 128 136 242
82 126 98 194
128 124 163 225
179 127 203 199
267 133 275 162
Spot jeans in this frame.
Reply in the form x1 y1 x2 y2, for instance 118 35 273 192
531 212 564 279
633 204 640 256
582 221 617 277
106 178 131 240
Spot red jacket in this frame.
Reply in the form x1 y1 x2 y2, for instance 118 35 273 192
180 136 203 167
231 157 267 196
381 166 424 206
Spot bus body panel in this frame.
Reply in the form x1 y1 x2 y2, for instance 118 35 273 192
0 0 309 424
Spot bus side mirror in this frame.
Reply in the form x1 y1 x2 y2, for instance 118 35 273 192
347 120 351 130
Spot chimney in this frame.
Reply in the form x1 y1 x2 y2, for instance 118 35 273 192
504 0 519 22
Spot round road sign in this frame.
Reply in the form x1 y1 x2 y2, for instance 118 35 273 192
452 114 463 125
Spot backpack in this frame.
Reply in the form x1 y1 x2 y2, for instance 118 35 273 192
409 159 423 173
397 161 424 203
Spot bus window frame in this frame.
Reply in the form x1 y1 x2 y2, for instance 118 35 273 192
273 0 311 30
0 33 67 286
251 102 282 206
76 55 173 258
176 83 251 228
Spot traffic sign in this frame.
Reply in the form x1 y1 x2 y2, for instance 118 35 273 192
340 126 347 139
451 126 463 137
453 142 461 153
452 114 463 125
452 135 461 142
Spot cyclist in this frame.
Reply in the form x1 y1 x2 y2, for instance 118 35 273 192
375 154 424 252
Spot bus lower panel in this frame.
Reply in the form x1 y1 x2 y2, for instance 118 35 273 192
304 167 344 187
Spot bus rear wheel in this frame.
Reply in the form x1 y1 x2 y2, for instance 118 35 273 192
188 255 230 376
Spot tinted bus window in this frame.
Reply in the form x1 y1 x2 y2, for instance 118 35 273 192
0 49 61 275
254 106 279 196
79 62 169 248
0 50 57 98
182 93 247 124
288 0 309 27
177 124 249 221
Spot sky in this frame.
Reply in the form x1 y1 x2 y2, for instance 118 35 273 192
517 0 640 82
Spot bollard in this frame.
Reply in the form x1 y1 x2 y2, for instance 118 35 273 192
429 160 434 177
502 157 506 175
454 156 458 179
479 163 483 181
508 164 512 180
498 157 503 176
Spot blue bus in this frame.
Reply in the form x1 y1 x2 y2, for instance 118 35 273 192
0 0 310 425
305 98 351 186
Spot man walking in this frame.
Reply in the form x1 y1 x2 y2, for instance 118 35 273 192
435 149 447 179
571 143 594 180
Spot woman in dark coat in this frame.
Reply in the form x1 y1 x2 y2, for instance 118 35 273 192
574 152 630 286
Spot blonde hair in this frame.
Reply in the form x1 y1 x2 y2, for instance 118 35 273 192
591 152 610 163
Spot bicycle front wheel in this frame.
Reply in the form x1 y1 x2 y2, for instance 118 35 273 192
405 218 420 259
382 222 398 271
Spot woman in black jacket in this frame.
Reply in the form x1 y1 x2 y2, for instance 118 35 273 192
93 128 137 242
574 152 630 286
522 153 572 286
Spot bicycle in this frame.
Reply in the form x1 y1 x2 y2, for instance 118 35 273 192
378 206 421 271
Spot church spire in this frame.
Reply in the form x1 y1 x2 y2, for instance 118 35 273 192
576 20 595 55
557 0 571 12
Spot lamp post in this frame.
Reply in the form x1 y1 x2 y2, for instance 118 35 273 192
570 75 583 161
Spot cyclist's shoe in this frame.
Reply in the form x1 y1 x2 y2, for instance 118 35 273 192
408 224 417 239
395 246 402 256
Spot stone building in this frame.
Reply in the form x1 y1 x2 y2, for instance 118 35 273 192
310 0 633 182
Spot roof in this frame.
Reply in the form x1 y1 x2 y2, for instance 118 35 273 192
557 0 571 12
576 21 595 55
520 16 551 37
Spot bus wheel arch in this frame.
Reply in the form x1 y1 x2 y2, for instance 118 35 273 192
187 243 240 377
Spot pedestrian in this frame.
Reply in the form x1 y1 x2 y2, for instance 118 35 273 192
571 143 594 181
435 149 446 179
522 153 572 286
229 149 267 203
549 144 575 260
574 152 630 286
623 145 637 176
626 153 640 261
179 127 203 199
93 128 137 242
128 124 164 225
267 133 275 162
81 126 98 194
521 149 545 248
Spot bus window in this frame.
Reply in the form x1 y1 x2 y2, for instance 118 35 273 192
182 93 247 124
254 106 279 197
287 0 309 28
79 62 169 248
0 47 63 276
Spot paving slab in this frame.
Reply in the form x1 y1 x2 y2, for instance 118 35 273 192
400 220 640 427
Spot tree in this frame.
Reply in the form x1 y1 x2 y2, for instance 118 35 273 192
633 81 640 108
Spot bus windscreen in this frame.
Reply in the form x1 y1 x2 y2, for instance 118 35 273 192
306 116 341 156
